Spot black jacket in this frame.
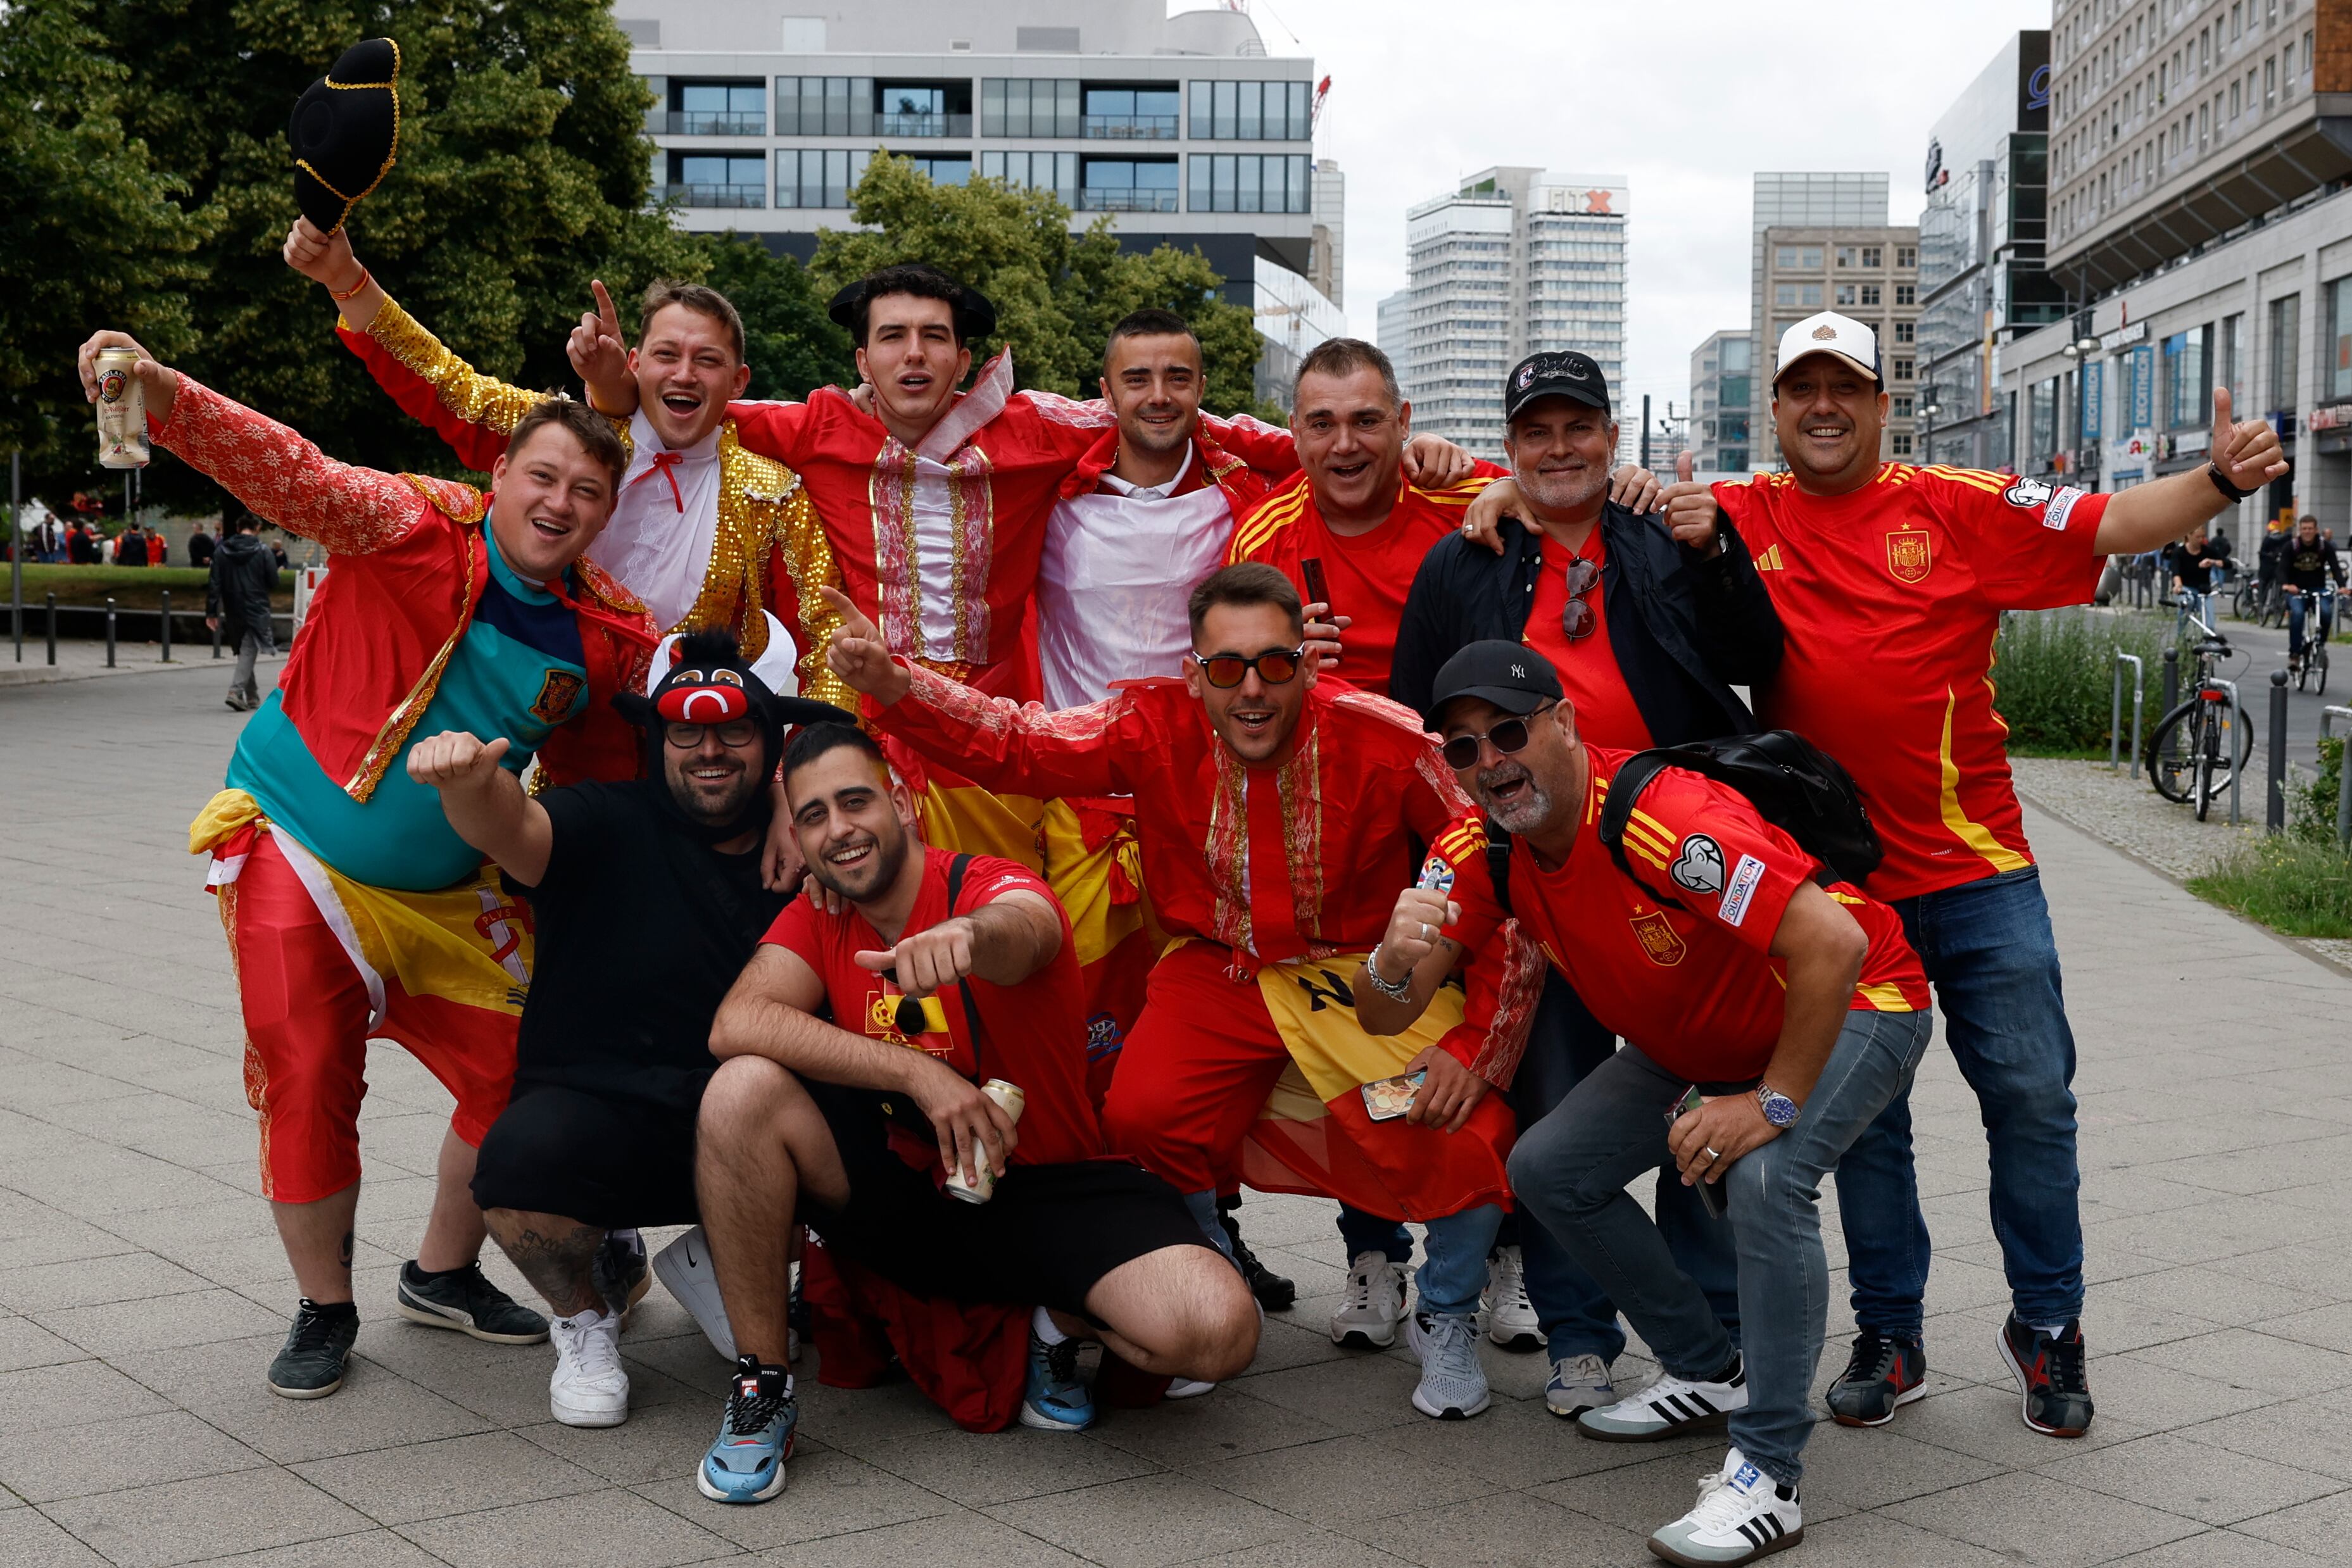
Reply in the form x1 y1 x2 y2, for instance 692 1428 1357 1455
1392 503 1783 744
208 532 279 637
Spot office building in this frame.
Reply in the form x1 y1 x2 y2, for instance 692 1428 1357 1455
1311 158 1345 308
1402 166 1628 452
1747 175 1901 467
2008 0 2343 529
1756 221 1922 466
1916 32 2066 472
617 0 1342 405
1376 287 1412 384
1689 329 1756 474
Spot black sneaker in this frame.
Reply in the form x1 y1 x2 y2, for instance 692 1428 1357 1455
592 1229 651 1322
268 1299 358 1399
1219 1201 1297 1312
396 1260 550 1345
1998 1314 2094 1438
1826 1329 1927 1427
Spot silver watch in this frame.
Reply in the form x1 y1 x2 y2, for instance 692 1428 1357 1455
1756 1084 1801 1128
1361 946 1414 1003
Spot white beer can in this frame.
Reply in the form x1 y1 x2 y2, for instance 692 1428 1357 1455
944 1078 1026 1204
94 348 150 469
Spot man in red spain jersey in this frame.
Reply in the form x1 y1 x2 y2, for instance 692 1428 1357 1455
1650 310 2287 1439
822 565 1540 1422
1362 643 1932 1568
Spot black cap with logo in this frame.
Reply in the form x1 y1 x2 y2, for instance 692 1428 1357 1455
1425 641 1564 726
1502 351 1611 423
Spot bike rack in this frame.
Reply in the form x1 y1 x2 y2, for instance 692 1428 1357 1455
2327 706 2352 846
2211 678 2246 825
2110 651 2144 772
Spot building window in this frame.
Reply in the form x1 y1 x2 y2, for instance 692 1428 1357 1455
2326 278 2352 404
1774 282 1824 308
1892 394 1915 418
1894 284 1917 306
899 155 971 186
876 82 972 138
1893 358 1915 380
1861 284 1882 306
1083 85 1180 139
1774 246 1824 268
668 151 765 207
2163 327 2212 429
666 80 764 135
776 77 874 137
981 78 1080 138
1079 156 1178 212
1893 321 1915 344
1896 246 1916 269
2029 378 2059 465
1188 80 1313 140
2268 293 2300 412
776 147 868 209
1187 153 1311 213
980 149 1076 204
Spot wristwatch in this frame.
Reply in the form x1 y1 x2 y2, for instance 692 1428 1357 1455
1361 945 1414 1003
2206 461 2258 503
1756 1084 1801 1128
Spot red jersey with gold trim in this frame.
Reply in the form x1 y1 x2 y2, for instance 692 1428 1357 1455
1226 463 1509 694
1713 465 2110 900
1444 746 1927 1083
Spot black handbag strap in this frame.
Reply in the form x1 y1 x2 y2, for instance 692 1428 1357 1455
944 853 988 1074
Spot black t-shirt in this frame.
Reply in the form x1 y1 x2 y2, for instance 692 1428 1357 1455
510 779 789 1113
2284 540 2345 593
2168 540 2225 593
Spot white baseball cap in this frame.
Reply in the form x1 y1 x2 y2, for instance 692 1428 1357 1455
1775 311 1882 387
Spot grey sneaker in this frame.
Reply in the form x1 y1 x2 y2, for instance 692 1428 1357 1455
267 1298 358 1399
396 1260 549 1345
1404 1310 1490 1419
1545 1352 1618 1418
593 1229 651 1322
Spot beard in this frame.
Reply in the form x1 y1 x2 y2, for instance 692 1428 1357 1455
1518 461 1608 515
1476 758 1555 837
665 755 762 826
808 825 909 905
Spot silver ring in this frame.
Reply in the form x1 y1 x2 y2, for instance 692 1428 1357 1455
1419 922 1431 942
1703 1146 1721 1161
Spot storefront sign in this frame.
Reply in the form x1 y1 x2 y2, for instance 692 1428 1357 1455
2127 346 2155 430
2082 361 2104 439
2306 403 2352 431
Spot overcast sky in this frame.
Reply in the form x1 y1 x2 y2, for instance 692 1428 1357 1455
1214 0 2053 427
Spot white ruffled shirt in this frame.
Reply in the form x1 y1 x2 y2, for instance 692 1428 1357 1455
584 412 724 635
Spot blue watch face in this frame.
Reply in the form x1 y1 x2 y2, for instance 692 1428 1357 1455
1761 1092 1799 1127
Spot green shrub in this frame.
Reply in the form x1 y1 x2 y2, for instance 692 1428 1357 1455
1993 610 2173 758
2187 832 2352 938
2289 735 2347 844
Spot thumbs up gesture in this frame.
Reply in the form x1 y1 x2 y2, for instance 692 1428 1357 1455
1660 452 1723 556
2209 387 2289 498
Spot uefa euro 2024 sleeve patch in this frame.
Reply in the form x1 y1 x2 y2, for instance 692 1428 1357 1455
1416 855 1456 893
1669 834 1726 897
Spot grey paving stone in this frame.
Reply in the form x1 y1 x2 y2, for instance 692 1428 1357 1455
0 1408 268 1502
986 1472 1311 1568
2104 1529 2338 1566
753 1510 1094 1568
40 1466 372 1568
395 1486 736 1568
0 1315 87 1373
2235 1488 2352 1559
1226 1351 1424 1434
2125 1327 2352 1398
1338 1488 1652 1567
1797 1422 2008 1510
1190 1430 1506 1527
632 1448 953 1550
855 1423 1164 1507
1774 1510 2019 1566
0 1357 176 1435
177 1533 453 1568
1088 1384 1344 1470
34 1287 289 1357
0 1510 108 1567
110 1335 496 1464
290 1431 607 1526
2035 1430 2346 1526
1884 1470 2206 1567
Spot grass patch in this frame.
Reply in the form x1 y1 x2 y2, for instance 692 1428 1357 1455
1994 610 2173 757
5 563 290 611
2188 832 2352 939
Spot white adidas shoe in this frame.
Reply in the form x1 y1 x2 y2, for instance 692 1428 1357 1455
1330 1250 1410 1349
1480 1245 1544 1350
548 1309 629 1427
1576 1355 1746 1442
653 1226 738 1363
1648 1447 1802 1565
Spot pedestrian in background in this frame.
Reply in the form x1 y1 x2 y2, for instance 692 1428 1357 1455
187 525 216 570
208 513 280 712
115 520 149 567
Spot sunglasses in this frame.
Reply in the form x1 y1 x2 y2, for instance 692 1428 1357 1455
663 718 762 749
1193 646 1305 689
1440 703 1556 770
1558 556 1600 642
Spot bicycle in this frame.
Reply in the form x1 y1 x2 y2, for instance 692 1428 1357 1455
2287 586 2337 694
2145 611 2255 820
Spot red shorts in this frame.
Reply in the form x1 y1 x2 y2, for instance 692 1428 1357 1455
219 832 517 1203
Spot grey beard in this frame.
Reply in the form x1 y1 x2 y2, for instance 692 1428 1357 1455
1482 779 1554 836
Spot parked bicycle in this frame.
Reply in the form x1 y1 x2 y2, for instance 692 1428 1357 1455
2146 611 2254 820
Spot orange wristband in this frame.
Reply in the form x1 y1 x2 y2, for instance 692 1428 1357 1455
330 267 372 303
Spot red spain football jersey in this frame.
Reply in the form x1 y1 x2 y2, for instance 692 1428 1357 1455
1442 746 1928 1084
758 848 1100 1167
1713 466 2109 900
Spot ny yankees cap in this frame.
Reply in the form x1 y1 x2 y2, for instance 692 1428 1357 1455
1425 641 1564 726
1502 350 1611 423
1775 311 1883 387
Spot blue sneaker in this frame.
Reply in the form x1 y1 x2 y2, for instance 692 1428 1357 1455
696 1357 795 1503
1019 1329 1095 1431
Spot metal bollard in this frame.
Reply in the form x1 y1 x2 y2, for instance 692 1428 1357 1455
104 596 116 668
44 591 55 666
159 589 172 662
2111 651 2144 771
2268 670 2290 834
2162 648 2179 718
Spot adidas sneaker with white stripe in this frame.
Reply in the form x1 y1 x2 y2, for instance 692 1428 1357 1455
1647 1447 1802 1566
1576 1355 1746 1442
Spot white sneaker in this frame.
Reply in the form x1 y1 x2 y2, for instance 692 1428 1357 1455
1404 1311 1490 1419
1164 1377 1216 1399
1647 1447 1803 1565
548 1309 629 1427
1330 1250 1409 1349
1480 1245 1544 1351
1576 1355 1746 1442
653 1226 737 1363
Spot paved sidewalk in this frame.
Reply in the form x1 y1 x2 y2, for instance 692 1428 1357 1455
6 665 2352 1566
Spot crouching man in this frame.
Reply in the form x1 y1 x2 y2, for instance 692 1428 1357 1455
1361 643 1934 1567
696 721 1257 1501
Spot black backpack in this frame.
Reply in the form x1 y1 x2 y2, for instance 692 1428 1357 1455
1485 731 1882 914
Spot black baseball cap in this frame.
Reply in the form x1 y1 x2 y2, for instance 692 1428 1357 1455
1502 351 1611 424
1425 641 1563 727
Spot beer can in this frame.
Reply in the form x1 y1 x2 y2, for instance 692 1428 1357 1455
944 1078 1026 1205
94 348 150 470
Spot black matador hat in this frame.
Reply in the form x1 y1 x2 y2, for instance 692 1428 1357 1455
289 38 402 235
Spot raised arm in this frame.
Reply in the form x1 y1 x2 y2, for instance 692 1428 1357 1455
2094 389 2289 557
405 731 553 886
852 887 1063 994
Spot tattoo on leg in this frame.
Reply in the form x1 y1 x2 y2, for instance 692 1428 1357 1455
339 1231 355 1272
487 1214 606 1318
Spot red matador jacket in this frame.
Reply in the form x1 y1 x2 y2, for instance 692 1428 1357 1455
152 374 658 794
869 664 1542 1086
335 296 850 710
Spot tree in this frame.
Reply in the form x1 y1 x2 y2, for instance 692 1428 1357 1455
810 155 1276 419
0 0 208 491
704 235 852 401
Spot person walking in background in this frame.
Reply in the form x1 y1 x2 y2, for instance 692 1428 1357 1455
68 520 99 563
115 520 149 567
187 524 216 570
208 513 281 712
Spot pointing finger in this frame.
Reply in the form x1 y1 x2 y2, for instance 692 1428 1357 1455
1677 451 1694 483
591 279 617 328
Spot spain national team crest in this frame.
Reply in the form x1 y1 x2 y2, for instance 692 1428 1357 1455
1628 909 1687 967
531 668 586 724
1885 529 1932 585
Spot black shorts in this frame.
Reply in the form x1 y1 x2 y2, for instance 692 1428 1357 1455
802 1084 1211 1317
470 1082 703 1228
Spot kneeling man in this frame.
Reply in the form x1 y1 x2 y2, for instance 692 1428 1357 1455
697 722 1257 1500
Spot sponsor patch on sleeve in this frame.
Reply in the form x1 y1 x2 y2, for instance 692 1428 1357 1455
1718 853 1768 927
2044 484 2086 532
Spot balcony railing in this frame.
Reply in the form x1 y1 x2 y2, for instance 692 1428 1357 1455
877 112 972 137
658 184 767 209
1083 113 1179 140
663 111 765 135
1077 187 1178 212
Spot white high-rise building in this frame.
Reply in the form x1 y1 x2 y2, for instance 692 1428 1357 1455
1376 288 1412 385
1311 158 1345 308
1403 167 1627 453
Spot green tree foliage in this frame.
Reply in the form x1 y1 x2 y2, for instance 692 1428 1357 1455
0 0 208 484
810 154 1275 418
704 234 852 401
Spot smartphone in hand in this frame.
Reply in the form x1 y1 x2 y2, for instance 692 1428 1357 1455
1302 556 1331 618
1665 1084 1728 1220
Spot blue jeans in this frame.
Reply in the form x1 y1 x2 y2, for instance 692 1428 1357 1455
1336 974 1740 1358
2288 590 2335 660
1837 865 2085 1338
1511 1012 1932 1487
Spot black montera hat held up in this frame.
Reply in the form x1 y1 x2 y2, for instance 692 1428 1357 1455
289 39 402 235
